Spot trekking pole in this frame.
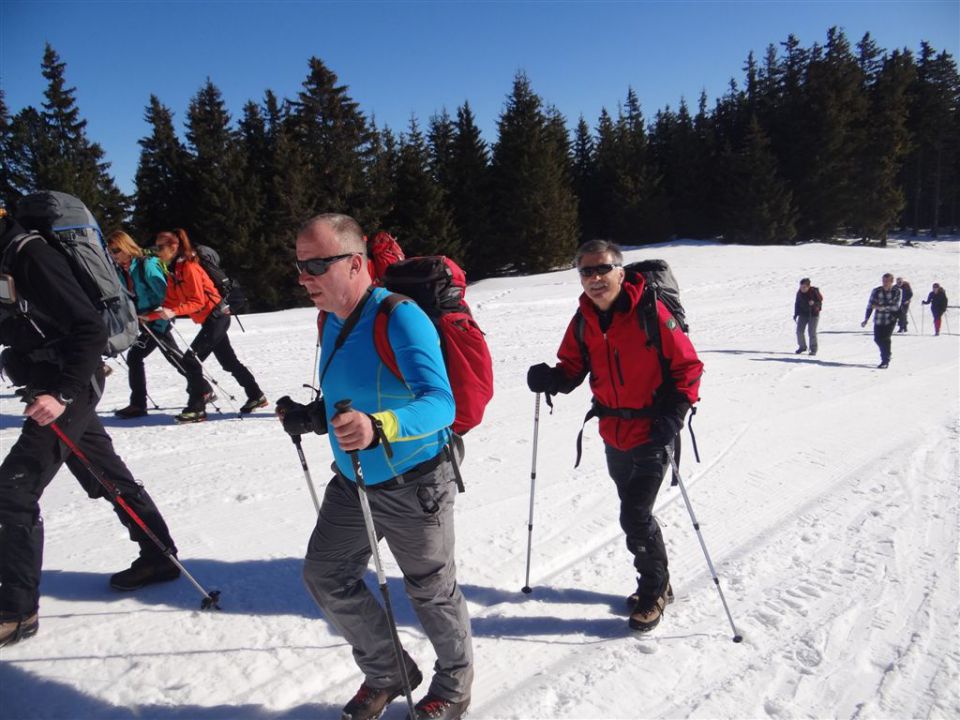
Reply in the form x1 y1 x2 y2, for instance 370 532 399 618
521 393 541 594
139 321 223 414
168 324 237 413
291 434 321 514
909 307 917 332
667 452 742 643
115 348 161 411
48 421 221 610
334 399 416 719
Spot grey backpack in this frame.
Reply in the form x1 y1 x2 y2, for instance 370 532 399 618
9 191 138 357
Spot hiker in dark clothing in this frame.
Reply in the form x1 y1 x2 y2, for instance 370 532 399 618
793 277 823 355
861 273 901 368
0 209 180 649
895 277 913 333
921 283 949 336
527 239 703 634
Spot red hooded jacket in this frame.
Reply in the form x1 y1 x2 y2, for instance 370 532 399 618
555 274 703 450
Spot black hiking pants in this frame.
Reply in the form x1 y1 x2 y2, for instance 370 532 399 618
0 367 176 618
873 322 896 363
126 326 187 408
604 440 671 598
184 313 261 410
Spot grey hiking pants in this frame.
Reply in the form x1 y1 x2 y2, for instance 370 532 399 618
302 459 473 703
796 315 819 352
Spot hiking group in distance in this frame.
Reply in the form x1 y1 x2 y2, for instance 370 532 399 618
0 189 955 719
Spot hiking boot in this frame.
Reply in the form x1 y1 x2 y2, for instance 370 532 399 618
110 556 181 591
342 665 423 720
794 347 805 354
627 581 674 608
410 693 470 719
175 408 207 424
878 361 889 369
809 349 817 356
115 405 147 419
239 394 268 414
628 582 674 633
0 612 39 648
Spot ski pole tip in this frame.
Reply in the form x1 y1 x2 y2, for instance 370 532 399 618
732 634 743 643
201 589 222 610
521 586 532 594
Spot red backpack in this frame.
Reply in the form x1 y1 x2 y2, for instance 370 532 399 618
377 256 493 435
366 231 405 286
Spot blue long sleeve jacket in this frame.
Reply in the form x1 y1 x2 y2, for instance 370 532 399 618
319 287 455 485
127 256 171 333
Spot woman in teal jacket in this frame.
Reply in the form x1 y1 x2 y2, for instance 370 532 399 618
106 230 186 418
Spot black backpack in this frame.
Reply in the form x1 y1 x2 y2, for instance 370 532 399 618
196 244 247 313
2 191 138 357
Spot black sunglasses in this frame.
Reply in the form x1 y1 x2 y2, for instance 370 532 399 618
578 263 621 278
295 253 356 276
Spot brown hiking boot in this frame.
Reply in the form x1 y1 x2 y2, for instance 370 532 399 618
628 582 674 633
410 692 470 719
0 612 39 648
342 665 423 720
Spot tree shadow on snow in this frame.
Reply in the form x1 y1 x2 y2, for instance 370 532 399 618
0 661 343 719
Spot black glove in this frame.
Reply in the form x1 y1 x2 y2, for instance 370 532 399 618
275 395 327 436
649 401 690 446
0 347 29 387
527 363 560 394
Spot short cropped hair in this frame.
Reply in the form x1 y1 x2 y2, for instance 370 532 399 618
300 213 366 255
575 239 623 266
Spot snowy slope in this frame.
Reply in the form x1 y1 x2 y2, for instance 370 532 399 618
1 239 958 719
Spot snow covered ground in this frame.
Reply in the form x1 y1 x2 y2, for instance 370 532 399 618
1 239 958 719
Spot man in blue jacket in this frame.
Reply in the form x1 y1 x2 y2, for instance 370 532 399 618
276 214 472 720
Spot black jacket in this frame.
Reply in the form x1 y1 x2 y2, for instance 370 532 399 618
923 290 948 315
794 287 823 318
0 219 106 402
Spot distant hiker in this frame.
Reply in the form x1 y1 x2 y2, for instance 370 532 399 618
895 277 913 333
276 214 472 720
861 272 901 369
106 230 185 418
526 239 703 633
0 208 180 648
149 229 266 422
921 283 948 336
793 277 822 355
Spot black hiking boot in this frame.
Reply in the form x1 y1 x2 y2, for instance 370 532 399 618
115 405 147 419
342 665 423 720
409 693 470 719
794 347 805 354
0 612 39 648
878 361 889 369
110 556 181 591
239 394 268 414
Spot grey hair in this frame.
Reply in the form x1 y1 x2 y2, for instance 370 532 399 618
575 239 623 266
300 213 367 255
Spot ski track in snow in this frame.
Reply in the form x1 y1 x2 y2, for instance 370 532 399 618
1 240 958 719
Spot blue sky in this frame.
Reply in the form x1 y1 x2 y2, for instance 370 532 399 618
2 1 957 195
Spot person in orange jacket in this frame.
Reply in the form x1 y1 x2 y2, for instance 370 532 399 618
151 229 266 422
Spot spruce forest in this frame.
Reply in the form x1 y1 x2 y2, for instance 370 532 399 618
1 27 958 312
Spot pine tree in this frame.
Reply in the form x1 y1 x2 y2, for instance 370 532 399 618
850 45 915 243
184 79 256 278
571 115 598 243
132 95 191 238
289 57 371 218
362 119 399 236
448 101 492 273
388 116 459 258
32 44 128 228
488 72 577 274
720 115 797 244
0 90 21 210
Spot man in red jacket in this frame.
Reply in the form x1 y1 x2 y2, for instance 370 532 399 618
527 239 703 632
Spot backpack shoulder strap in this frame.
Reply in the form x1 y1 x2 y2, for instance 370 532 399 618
638 286 674 395
373 292 411 382
573 308 591 376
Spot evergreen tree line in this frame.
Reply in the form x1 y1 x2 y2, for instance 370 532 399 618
1 29 957 312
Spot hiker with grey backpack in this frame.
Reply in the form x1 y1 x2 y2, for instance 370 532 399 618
0 195 182 648
526 239 703 633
